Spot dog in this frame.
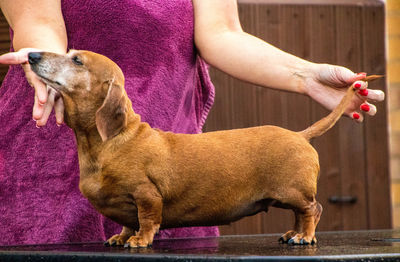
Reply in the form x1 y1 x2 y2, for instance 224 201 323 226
28 50 381 248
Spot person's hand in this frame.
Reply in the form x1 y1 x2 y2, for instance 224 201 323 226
304 63 385 122
0 48 64 127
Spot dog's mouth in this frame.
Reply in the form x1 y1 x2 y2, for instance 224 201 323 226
38 75 62 88
30 66 64 92
30 72 64 99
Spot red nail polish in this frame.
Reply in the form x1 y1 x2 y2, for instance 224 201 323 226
361 104 370 112
358 89 368 96
354 83 362 89
353 113 360 120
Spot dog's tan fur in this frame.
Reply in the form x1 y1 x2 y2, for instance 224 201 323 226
29 50 381 247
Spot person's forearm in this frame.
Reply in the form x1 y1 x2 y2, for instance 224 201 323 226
0 0 67 53
13 23 67 54
196 30 314 94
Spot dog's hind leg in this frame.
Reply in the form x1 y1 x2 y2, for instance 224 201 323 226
279 211 302 243
288 201 322 245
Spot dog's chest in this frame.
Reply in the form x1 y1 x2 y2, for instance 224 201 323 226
79 178 103 203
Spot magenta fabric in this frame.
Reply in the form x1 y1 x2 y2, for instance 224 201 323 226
0 0 218 245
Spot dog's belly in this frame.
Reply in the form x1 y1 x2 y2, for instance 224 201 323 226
160 198 275 228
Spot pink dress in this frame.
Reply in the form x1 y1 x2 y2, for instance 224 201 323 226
0 0 218 245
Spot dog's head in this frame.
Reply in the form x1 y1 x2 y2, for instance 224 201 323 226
29 50 129 141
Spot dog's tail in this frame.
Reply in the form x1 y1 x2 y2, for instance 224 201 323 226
299 75 383 141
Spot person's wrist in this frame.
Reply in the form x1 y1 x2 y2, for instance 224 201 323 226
291 60 318 96
15 45 67 54
13 36 67 55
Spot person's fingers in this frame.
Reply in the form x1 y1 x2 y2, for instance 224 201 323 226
24 67 48 105
36 86 56 127
360 102 377 116
0 48 42 65
32 93 44 121
366 89 385 102
31 78 47 105
353 80 368 90
54 91 64 126
356 87 385 102
347 72 368 83
358 88 369 97
351 111 364 123
0 52 28 64
0 48 64 127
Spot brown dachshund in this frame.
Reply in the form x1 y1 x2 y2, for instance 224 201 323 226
28 50 381 248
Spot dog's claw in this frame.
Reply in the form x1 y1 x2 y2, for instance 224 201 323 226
311 239 316 245
104 241 110 247
111 240 117 246
124 243 130 248
288 238 295 245
278 237 285 243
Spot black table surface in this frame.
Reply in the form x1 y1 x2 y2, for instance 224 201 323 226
0 230 400 261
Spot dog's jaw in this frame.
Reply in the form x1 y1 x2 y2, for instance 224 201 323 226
30 62 74 93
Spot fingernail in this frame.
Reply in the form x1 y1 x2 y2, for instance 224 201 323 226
56 123 62 127
361 104 370 112
357 72 367 76
36 124 40 128
354 82 362 89
353 112 360 120
358 89 368 96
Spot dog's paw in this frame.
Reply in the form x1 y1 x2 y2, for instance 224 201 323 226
124 235 152 248
104 234 130 246
279 230 297 243
287 234 317 245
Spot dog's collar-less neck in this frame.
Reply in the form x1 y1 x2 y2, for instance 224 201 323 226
73 127 103 177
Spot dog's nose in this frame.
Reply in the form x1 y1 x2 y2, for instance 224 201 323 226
28 52 42 65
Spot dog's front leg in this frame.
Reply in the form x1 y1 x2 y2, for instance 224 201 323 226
105 226 135 246
125 184 163 248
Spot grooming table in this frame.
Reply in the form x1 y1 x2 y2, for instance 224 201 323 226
0 230 399 261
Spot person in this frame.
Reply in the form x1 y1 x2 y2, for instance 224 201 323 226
0 0 384 245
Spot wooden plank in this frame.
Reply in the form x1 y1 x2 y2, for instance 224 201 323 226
229 4 260 130
205 70 235 131
255 4 286 128
335 5 369 230
256 3 294 234
277 5 311 132
361 5 392 229
308 5 344 231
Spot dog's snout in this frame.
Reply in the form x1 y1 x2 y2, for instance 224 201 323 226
28 52 42 65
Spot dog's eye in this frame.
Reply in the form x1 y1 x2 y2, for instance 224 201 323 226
72 56 83 66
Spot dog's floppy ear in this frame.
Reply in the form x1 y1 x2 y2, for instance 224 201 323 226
96 81 127 141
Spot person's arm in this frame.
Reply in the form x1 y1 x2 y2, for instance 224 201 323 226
0 0 67 126
192 0 384 122
193 0 309 94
